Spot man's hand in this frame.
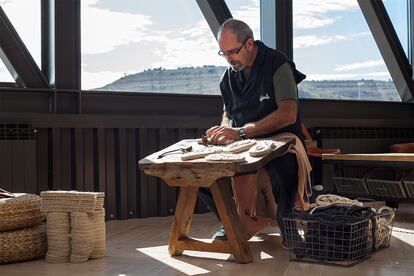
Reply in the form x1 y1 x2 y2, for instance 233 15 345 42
206 126 240 145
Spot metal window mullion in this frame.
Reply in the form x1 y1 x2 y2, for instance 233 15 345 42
196 0 232 40
410 0 414 70
275 0 293 59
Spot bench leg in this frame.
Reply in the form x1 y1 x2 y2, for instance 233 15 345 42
168 186 198 256
211 178 253 263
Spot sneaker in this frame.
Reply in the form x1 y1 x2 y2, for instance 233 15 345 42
312 185 324 192
212 225 227 241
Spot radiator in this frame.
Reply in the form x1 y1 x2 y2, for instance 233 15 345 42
314 127 414 153
0 123 37 193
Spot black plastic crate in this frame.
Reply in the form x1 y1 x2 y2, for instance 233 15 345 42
365 168 409 199
403 170 414 198
333 167 371 196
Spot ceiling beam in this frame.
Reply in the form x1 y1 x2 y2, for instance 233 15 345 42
358 0 414 102
0 6 49 88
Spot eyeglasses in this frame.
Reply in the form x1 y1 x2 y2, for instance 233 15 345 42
218 39 249 57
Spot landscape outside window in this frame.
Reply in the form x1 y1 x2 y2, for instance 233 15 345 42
81 0 259 94
0 0 40 83
293 0 402 102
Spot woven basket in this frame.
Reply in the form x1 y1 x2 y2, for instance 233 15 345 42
0 193 45 231
41 191 104 213
95 194 105 211
0 223 47 264
45 212 71 263
91 208 106 259
70 212 95 263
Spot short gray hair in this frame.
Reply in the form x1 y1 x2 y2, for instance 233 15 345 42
217 18 254 43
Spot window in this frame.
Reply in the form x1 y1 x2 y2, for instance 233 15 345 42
0 62 15 83
383 0 409 58
81 0 229 94
293 0 401 102
0 0 41 83
226 0 261 41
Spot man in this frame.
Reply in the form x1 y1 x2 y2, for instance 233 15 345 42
198 18 306 247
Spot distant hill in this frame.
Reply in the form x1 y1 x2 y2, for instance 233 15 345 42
97 65 400 101
99 65 225 95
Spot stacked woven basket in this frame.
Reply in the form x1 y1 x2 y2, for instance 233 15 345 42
40 191 105 263
0 190 47 264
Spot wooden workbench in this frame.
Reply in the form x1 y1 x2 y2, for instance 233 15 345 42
139 138 294 263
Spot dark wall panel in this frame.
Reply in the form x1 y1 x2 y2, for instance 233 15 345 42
105 128 116 220
24 140 36 194
126 128 137 218
117 128 128 220
0 141 13 191
138 128 158 218
83 128 94 192
60 128 72 190
74 128 84 191
36 128 49 193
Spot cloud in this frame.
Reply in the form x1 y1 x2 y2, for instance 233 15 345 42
306 72 392 81
81 0 152 55
80 0 229 89
294 0 359 29
294 32 370 48
230 0 260 38
335 59 385 72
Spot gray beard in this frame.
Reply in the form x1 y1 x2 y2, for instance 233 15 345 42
230 62 244 72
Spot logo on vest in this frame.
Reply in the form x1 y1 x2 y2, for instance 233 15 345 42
259 93 270 102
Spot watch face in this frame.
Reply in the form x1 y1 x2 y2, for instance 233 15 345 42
238 128 246 138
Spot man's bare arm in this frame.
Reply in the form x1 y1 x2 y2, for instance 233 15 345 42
243 99 297 138
220 111 230 126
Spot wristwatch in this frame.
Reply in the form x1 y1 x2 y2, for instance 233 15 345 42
237 127 246 139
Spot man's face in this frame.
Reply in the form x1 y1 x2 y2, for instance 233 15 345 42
218 30 250 71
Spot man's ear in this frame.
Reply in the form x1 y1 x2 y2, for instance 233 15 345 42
247 38 254 49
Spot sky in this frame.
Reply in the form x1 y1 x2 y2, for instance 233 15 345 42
0 0 408 90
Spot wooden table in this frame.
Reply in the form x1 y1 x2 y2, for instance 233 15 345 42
139 138 294 263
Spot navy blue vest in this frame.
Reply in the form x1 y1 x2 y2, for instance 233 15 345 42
220 41 306 141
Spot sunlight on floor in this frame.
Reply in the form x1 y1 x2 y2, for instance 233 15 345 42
392 227 414 247
137 245 212 275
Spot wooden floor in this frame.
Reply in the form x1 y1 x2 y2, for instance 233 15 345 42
1 204 414 276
